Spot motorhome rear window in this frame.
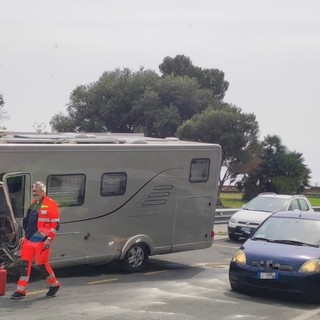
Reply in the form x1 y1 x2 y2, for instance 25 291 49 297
101 172 127 196
189 158 210 182
47 174 86 207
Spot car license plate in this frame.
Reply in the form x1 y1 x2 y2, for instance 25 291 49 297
241 227 252 233
257 272 279 279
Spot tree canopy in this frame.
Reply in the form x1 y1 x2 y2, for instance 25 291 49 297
0 92 8 129
159 55 229 100
49 55 311 195
176 105 260 195
243 135 311 200
50 66 216 137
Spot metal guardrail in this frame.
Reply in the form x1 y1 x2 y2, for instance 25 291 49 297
214 206 320 224
214 208 237 224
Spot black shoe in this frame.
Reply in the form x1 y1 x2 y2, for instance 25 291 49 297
46 285 60 297
10 291 26 300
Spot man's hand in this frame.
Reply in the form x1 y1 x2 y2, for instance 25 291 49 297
19 237 25 246
43 237 52 249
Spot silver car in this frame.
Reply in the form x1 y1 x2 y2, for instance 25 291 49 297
228 193 314 241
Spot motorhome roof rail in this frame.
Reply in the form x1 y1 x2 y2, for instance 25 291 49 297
0 132 190 144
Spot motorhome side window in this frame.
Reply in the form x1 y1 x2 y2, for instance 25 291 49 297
101 172 127 196
189 158 210 183
47 174 86 207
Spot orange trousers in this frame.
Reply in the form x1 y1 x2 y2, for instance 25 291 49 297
16 239 60 294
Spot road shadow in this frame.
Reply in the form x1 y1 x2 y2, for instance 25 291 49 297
6 257 204 285
224 286 320 309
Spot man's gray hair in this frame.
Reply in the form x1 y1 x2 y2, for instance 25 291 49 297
33 181 46 192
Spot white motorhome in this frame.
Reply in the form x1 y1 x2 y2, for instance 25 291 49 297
0 131 221 272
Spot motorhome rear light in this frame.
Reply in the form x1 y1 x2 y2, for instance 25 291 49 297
211 231 215 238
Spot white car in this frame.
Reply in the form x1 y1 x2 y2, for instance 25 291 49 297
227 193 314 241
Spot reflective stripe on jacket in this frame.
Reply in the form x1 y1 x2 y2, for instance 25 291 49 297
36 196 60 240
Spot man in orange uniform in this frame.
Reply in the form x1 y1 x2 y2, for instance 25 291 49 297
11 181 61 299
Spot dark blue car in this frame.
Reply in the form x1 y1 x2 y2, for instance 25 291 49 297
229 211 320 302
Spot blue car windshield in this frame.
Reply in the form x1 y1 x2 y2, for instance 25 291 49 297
244 197 289 213
253 217 320 247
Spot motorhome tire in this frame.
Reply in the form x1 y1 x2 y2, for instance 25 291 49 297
122 243 148 272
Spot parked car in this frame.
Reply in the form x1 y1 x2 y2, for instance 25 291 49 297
228 193 314 241
229 211 320 302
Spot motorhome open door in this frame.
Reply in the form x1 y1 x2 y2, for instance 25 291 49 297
0 182 20 244
2 173 32 224
0 179 28 273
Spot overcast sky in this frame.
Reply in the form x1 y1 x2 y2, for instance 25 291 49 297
1 0 319 185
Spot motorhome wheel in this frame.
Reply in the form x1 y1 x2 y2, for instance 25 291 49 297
122 243 148 272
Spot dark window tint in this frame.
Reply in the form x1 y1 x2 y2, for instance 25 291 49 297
47 174 85 207
6 175 27 218
189 158 210 183
101 172 127 196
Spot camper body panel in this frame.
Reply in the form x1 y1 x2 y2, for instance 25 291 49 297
0 134 221 270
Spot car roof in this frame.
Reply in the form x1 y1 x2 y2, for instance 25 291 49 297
271 210 320 221
258 193 306 200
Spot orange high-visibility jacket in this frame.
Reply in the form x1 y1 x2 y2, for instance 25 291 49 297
35 196 60 240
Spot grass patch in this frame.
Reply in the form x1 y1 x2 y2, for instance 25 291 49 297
219 192 244 208
308 197 320 206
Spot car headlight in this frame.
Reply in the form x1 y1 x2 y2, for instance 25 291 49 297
230 217 237 224
232 249 246 265
299 259 320 273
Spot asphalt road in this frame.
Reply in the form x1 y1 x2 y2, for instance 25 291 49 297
1 228 320 320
